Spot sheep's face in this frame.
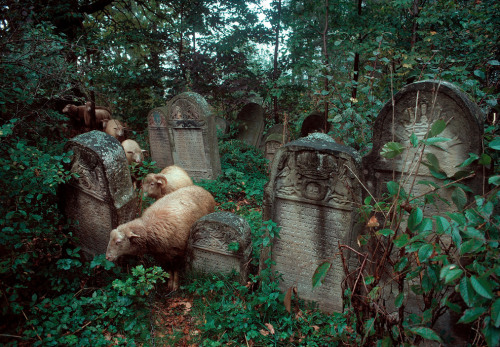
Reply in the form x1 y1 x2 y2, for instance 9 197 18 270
62 104 71 113
142 174 163 199
105 226 140 261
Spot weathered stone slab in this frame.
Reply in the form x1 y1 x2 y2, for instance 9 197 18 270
235 103 265 147
363 80 484 209
148 92 221 180
63 130 137 257
189 212 252 283
260 133 362 312
215 116 229 135
264 133 283 169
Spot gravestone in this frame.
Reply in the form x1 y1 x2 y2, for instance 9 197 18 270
264 133 283 169
148 92 221 180
215 116 229 135
63 130 137 257
300 112 328 137
362 80 484 208
235 103 265 147
260 133 362 312
189 212 252 284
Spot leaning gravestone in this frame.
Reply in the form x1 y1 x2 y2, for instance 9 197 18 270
189 212 252 284
264 133 283 169
362 80 484 207
148 92 221 180
63 131 137 257
235 103 265 147
260 133 362 312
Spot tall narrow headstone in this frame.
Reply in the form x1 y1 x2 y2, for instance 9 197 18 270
148 92 221 180
63 131 137 256
260 133 362 312
235 103 265 147
363 80 484 207
264 133 283 169
189 212 252 284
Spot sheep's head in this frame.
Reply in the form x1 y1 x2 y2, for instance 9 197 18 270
105 225 141 261
142 174 167 199
62 104 72 113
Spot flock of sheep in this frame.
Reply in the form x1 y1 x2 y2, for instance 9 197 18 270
63 102 216 290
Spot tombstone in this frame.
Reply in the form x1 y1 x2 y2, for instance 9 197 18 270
189 212 252 284
362 80 484 209
260 133 362 312
62 130 137 257
215 116 229 135
148 92 221 180
264 133 283 169
235 103 265 147
300 112 328 137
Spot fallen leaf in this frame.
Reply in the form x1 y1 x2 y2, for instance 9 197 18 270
265 323 275 335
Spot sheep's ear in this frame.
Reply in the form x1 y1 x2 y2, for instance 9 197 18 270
125 229 140 239
102 119 109 129
156 175 167 186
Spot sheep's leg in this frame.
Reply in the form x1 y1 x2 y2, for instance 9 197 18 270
172 271 179 291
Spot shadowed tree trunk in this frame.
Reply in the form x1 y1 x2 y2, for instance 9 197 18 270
273 0 282 124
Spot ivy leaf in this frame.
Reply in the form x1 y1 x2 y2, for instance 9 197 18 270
418 244 434 262
459 277 474 307
452 187 467 210
488 138 500 150
470 276 494 299
429 119 446 137
457 307 487 324
381 142 405 159
408 207 423 231
312 262 331 289
395 292 404 308
408 326 442 342
492 298 500 328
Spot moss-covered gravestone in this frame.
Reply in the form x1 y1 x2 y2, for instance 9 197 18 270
148 92 221 180
63 130 137 256
189 212 252 284
260 133 362 312
235 103 265 148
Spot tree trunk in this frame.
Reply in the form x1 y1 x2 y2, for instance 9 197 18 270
322 0 329 131
273 0 282 124
351 0 363 100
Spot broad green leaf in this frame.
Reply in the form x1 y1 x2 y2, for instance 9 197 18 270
460 239 484 255
429 167 448 179
395 292 404 308
408 326 442 342
452 187 467 210
408 208 423 231
394 234 410 248
457 307 487 324
488 138 500 150
457 153 479 168
474 69 485 79
429 119 446 137
376 228 395 237
422 137 451 145
488 175 500 186
364 275 375 285
364 317 375 336
410 132 418 147
425 153 440 171
463 227 486 243
395 256 409 272
439 264 463 284
381 142 405 159
312 262 331 289
418 218 433 232
386 181 400 196
460 277 474 307
434 216 451 234
418 244 434 262
483 319 500 347
488 60 500 66
470 276 494 299
492 298 500 328
479 153 491 165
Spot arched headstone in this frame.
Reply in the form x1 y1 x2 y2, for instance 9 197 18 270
260 133 362 312
362 80 484 208
235 103 265 147
63 131 137 256
300 112 328 137
148 92 221 180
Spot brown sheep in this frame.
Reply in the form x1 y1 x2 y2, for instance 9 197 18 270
86 101 112 127
105 185 216 290
104 119 127 142
142 165 193 199
121 139 145 165
62 104 88 128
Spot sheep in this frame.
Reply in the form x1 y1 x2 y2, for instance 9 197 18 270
142 165 193 199
86 101 112 127
105 185 216 290
104 119 127 142
121 139 145 165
